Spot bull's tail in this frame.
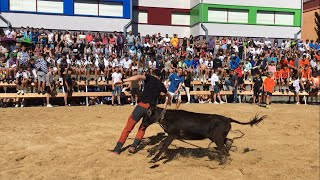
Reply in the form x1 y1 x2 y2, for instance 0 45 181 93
230 114 267 126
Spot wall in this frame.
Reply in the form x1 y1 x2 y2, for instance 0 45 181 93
0 12 131 32
201 0 301 9
191 23 301 38
136 24 190 37
135 0 190 9
302 9 319 41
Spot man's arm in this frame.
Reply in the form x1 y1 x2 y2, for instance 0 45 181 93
123 75 146 83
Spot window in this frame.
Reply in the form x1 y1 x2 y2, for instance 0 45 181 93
228 10 248 23
257 11 275 24
38 0 63 13
172 13 190 25
208 9 227 22
99 2 123 17
10 0 36 12
275 12 294 26
208 9 248 23
257 11 294 25
138 11 148 23
74 0 98 16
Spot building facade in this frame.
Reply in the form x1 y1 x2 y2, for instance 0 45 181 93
0 0 131 32
0 0 303 38
302 0 320 41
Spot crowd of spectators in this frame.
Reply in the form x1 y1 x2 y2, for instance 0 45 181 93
0 26 319 108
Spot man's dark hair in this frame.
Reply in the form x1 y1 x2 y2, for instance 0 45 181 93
152 69 162 77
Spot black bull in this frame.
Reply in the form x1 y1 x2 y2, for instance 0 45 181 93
142 107 267 164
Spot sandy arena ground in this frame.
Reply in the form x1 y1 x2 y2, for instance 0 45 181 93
0 104 319 180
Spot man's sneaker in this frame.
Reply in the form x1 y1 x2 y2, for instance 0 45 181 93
281 89 284 94
286 89 289 94
214 101 219 104
47 104 53 107
102 76 106 82
20 104 24 108
98 77 102 82
185 102 190 104
296 102 300 105
220 101 225 104
130 102 134 106
208 101 212 104
15 104 19 108
17 90 21 95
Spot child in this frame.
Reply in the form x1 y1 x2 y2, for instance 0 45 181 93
15 67 24 95
279 65 290 94
111 66 122 106
63 68 73 106
244 59 252 81
235 62 244 92
253 73 263 105
292 75 300 104
263 72 275 108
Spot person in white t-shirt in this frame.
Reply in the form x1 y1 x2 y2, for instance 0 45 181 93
122 55 132 77
163 34 171 53
95 53 108 82
292 76 300 105
5 28 15 38
111 66 122 106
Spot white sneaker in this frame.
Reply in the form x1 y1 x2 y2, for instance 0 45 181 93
15 104 19 108
296 102 300 105
185 102 190 104
98 77 102 82
21 90 24 95
20 104 24 108
208 101 212 104
17 90 21 95
47 104 53 107
130 102 134 106
102 76 106 82
220 101 225 104
214 101 219 104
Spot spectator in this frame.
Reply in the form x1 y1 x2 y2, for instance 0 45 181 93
111 66 122 106
263 72 275 108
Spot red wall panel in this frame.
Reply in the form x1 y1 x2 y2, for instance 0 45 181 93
136 6 190 26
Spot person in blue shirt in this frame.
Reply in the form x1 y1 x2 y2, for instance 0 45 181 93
192 56 200 80
184 55 193 70
229 54 240 70
164 67 184 109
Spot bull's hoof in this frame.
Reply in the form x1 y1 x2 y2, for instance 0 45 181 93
149 159 157 163
219 157 226 165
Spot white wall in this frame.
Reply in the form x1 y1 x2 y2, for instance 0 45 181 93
137 24 190 37
0 13 131 32
191 23 301 38
202 0 301 9
136 0 190 9
190 0 201 8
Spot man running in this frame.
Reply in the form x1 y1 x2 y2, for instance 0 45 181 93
164 67 184 109
112 69 172 154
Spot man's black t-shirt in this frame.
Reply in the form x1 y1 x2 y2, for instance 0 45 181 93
213 58 222 68
140 74 167 106
171 60 178 68
253 77 262 89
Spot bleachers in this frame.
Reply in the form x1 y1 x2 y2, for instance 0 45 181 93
0 80 317 106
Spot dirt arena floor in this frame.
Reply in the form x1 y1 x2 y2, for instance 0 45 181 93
0 104 319 180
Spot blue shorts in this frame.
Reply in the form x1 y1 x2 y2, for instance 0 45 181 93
112 86 121 96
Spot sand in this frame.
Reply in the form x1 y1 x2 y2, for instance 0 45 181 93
0 104 319 180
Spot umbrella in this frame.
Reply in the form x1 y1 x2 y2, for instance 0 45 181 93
17 37 33 45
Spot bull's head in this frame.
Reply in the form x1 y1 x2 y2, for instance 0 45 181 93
142 107 166 127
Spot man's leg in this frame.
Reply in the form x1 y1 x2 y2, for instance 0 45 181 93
112 105 148 154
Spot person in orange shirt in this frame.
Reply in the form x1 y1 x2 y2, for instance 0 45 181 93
279 65 290 94
299 55 310 69
273 68 280 91
263 72 275 108
300 65 311 92
279 56 288 69
171 34 179 49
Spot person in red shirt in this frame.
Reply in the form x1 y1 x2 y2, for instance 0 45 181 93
279 65 290 94
263 72 275 108
235 62 244 91
86 31 93 43
300 65 311 92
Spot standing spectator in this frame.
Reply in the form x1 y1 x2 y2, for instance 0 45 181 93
263 72 275 108
252 73 263 105
126 31 135 50
129 69 140 106
292 75 300 104
86 32 93 43
63 68 73 106
35 53 48 95
17 45 29 68
116 32 124 56
183 70 192 104
164 67 184 109
207 36 215 55
111 66 122 106
229 70 238 103
45 67 55 107
171 34 179 50
210 69 225 104
15 67 24 95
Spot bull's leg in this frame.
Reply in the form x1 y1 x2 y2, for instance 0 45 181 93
149 134 177 163
216 139 228 165
225 138 233 155
147 138 167 157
